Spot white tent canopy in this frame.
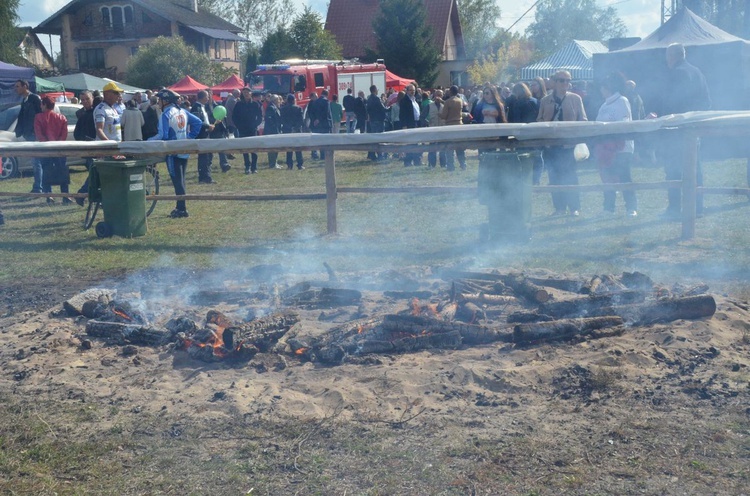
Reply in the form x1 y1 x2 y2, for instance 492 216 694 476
520 40 608 80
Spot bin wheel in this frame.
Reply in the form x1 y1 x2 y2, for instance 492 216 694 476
95 221 112 238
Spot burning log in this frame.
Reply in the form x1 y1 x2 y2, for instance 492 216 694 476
380 314 510 345
502 274 552 304
513 316 625 344
222 311 300 352
506 311 554 323
538 291 646 319
85 320 171 346
190 290 258 305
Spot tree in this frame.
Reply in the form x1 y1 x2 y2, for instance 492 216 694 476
125 36 234 89
0 0 24 65
466 35 534 84
290 6 342 60
368 0 442 87
259 27 297 63
234 0 296 45
458 0 503 60
525 0 626 57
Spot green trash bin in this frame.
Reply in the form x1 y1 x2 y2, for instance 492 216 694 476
477 150 534 243
93 158 150 238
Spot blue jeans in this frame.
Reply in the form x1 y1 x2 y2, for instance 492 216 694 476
32 157 43 192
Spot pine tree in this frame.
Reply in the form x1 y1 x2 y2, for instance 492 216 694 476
368 0 442 87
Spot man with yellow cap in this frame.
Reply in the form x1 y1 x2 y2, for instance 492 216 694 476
95 81 123 142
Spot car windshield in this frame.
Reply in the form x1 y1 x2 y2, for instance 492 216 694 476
58 105 79 126
0 106 20 131
248 74 292 94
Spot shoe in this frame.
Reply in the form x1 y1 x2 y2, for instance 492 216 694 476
46 197 55 204
168 209 189 218
288 166 294 170
30 189 42 194
75 196 85 207
245 169 251 175
551 210 565 217
571 210 580 217
627 210 638 217
269 164 283 169
297 166 305 170
221 165 231 173
226 153 236 160
62 197 73 205
251 170 257 174
199 179 217 184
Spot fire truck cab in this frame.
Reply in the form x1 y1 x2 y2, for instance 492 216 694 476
246 59 387 108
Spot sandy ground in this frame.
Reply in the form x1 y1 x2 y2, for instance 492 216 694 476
1 268 749 494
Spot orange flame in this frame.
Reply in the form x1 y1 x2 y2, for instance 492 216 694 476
295 347 309 355
113 309 132 321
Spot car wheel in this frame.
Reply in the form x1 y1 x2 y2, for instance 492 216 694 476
0 156 19 179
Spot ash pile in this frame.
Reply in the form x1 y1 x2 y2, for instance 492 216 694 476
64 268 717 367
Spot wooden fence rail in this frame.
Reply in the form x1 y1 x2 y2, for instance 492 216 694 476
3 111 750 239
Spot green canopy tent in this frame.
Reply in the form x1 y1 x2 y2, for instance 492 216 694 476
34 76 65 93
47 73 144 94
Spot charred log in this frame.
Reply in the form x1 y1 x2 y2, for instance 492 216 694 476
64 288 117 316
635 295 716 325
502 275 552 304
86 320 171 346
538 291 646 319
580 276 603 295
456 302 486 323
383 290 434 300
513 316 625 344
190 290 257 305
285 288 362 308
507 311 555 324
525 276 584 293
620 271 654 291
459 293 517 305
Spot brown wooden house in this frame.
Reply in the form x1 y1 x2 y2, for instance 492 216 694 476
324 0 468 87
16 27 55 70
34 0 247 80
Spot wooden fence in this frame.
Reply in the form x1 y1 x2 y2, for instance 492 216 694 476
2 111 750 240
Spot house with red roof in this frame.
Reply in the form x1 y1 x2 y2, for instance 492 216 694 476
34 0 247 80
325 0 469 87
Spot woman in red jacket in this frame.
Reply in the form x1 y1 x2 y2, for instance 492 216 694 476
34 97 71 203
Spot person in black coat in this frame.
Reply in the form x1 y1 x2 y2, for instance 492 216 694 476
306 89 332 160
191 90 215 183
264 94 282 169
660 43 711 218
232 88 264 173
366 84 388 161
353 91 367 134
280 93 305 170
14 79 43 193
73 91 101 203
399 84 422 166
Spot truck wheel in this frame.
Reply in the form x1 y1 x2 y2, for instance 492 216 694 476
95 221 112 238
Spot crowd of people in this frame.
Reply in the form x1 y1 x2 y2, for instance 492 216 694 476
1 42 709 228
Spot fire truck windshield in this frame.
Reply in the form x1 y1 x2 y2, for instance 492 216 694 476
248 74 292 94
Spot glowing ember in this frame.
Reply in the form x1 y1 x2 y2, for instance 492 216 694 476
295 347 309 355
113 309 132 321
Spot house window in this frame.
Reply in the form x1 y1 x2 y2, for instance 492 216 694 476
313 73 324 87
78 48 106 69
101 5 134 27
450 71 468 87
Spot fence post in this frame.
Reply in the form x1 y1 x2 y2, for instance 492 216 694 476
681 131 698 240
325 150 337 234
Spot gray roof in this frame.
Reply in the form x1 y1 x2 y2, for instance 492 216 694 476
521 40 608 80
36 0 242 35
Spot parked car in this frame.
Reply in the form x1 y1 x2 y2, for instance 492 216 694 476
0 102 85 180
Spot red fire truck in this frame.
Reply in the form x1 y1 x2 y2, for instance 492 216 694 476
246 59 387 108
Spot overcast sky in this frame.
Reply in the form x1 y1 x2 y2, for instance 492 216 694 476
20 0 661 57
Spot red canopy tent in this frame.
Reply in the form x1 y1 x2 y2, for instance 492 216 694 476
385 70 416 92
211 74 244 95
168 75 208 96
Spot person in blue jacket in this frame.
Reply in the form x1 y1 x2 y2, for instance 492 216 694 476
149 88 202 219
